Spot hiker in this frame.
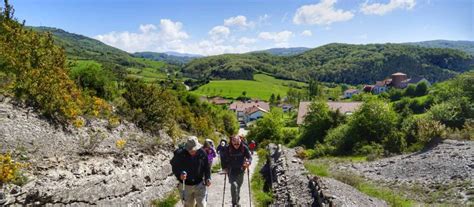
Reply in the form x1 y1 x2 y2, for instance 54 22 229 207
203 139 216 166
248 140 256 155
216 139 227 155
221 135 252 207
170 136 211 207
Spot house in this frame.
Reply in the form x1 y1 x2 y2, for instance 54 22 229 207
343 89 360 99
230 100 270 125
373 81 388 94
279 103 294 112
244 106 269 123
297 101 363 125
390 72 408 88
363 85 375 93
209 97 230 105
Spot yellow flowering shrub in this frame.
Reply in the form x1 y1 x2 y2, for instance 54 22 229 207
116 139 127 150
0 153 28 185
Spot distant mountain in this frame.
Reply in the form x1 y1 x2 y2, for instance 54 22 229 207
406 40 474 56
133 52 200 65
250 47 311 56
164 51 203 58
184 43 473 84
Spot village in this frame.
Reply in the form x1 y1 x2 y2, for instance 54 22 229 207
201 72 431 128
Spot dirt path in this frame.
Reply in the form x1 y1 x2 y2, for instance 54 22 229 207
176 154 259 207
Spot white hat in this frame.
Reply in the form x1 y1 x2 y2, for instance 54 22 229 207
185 136 202 151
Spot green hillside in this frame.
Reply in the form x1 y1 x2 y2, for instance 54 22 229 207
184 43 474 85
193 74 307 100
406 40 474 56
31 26 170 81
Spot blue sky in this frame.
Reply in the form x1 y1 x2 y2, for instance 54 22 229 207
11 0 473 55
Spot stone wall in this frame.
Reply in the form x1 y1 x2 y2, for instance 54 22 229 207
262 144 387 207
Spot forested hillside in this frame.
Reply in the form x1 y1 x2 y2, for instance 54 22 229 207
184 43 474 84
133 51 198 65
407 40 474 56
250 47 310 56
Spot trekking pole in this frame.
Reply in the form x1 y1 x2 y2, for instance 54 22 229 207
222 172 227 207
181 171 186 205
247 168 252 207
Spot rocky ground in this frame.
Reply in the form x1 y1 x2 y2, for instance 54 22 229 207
0 97 177 205
335 139 474 205
264 144 387 206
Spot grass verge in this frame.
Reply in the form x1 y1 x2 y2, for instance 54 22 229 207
151 190 179 207
251 149 273 207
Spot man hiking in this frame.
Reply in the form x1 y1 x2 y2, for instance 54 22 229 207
221 135 252 207
170 136 211 207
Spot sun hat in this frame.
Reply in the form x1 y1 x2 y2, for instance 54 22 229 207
185 136 202 151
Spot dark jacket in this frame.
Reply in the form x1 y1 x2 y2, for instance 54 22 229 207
170 148 211 185
221 144 252 174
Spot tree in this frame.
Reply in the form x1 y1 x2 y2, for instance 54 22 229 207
308 80 322 99
247 108 284 144
415 81 428 96
222 111 239 136
349 100 399 145
297 100 344 148
69 61 117 100
404 84 417 97
269 93 276 104
276 94 281 103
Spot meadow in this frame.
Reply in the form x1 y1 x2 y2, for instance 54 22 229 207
193 74 307 100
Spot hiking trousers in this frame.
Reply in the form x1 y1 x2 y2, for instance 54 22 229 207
178 182 207 207
228 171 244 206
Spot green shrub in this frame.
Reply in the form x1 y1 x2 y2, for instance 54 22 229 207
152 191 179 207
354 142 384 157
252 148 273 207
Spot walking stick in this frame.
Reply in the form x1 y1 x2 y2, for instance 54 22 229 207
222 172 227 207
181 171 186 205
247 168 252 207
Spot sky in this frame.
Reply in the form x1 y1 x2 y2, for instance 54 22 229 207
11 0 474 56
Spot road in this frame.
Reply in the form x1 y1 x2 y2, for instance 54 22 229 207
175 154 258 207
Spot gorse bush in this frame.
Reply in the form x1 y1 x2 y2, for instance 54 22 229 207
0 1 113 124
0 152 28 186
0 11 85 121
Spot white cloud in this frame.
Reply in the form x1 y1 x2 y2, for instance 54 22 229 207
361 0 416 15
209 25 230 40
258 30 293 43
301 30 313 36
139 24 157 33
224 15 255 28
95 19 189 53
239 37 258 44
293 0 354 25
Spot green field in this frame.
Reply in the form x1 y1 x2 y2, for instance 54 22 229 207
126 67 168 83
193 74 307 100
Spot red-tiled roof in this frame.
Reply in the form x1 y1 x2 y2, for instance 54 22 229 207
297 101 363 125
245 106 268 115
210 97 230 105
229 100 270 112
344 89 359 93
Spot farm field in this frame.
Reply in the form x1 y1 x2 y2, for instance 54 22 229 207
193 74 307 100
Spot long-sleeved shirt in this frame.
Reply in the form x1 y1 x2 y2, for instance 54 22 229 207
170 148 211 185
221 144 252 174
